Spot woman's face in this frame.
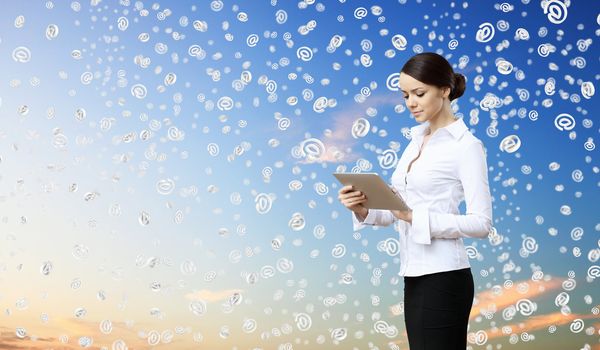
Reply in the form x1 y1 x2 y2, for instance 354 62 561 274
398 72 450 123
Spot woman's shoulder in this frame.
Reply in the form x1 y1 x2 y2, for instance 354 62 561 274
458 129 484 148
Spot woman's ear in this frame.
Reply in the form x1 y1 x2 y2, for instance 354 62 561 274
442 86 451 99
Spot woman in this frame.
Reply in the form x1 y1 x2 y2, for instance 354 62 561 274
338 52 492 349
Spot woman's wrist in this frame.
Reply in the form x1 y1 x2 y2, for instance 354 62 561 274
393 209 413 224
356 207 369 221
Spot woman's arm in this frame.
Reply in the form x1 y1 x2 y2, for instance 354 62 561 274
409 140 493 244
352 208 397 231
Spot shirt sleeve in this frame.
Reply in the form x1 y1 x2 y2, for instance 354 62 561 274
410 140 493 244
352 209 397 231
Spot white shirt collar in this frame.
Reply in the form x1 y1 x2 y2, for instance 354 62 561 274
410 117 468 140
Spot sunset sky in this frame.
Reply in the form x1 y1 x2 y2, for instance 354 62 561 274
0 0 598 349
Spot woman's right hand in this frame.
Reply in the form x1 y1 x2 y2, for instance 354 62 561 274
338 185 369 220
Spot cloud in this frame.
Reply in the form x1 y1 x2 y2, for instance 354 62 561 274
388 278 566 321
0 326 74 350
0 318 146 349
477 311 599 341
467 279 598 342
387 279 597 347
185 288 244 303
299 93 403 164
470 278 565 319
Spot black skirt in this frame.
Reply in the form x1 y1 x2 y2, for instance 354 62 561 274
404 268 474 350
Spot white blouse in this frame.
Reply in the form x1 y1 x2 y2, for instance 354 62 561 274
352 117 493 277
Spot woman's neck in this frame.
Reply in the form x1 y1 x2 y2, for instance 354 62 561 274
427 108 457 135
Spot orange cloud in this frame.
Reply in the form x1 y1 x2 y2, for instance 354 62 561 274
184 288 243 303
387 278 566 322
470 278 564 319
477 311 599 341
300 92 403 164
387 277 596 346
0 318 148 349
390 278 564 320
0 327 53 349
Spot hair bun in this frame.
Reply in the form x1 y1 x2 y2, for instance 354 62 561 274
450 73 466 101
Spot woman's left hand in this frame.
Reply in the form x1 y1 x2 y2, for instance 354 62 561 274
392 209 412 223
388 185 413 223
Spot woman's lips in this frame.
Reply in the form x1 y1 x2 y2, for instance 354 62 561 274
413 110 423 115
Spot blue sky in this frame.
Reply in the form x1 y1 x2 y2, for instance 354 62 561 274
0 0 598 349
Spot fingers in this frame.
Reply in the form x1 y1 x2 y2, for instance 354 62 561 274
346 197 367 206
340 193 367 208
338 185 354 194
338 190 364 201
337 185 368 210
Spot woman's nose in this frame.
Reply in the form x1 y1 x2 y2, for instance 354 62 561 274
406 95 417 107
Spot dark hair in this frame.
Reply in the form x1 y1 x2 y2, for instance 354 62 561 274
400 52 466 101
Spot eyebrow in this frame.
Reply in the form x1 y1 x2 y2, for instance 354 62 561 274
400 87 426 93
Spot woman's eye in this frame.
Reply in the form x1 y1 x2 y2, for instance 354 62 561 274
403 95 409 99
416 93 424 97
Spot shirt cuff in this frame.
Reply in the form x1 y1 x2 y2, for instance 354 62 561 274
352 209 376 231
361 209 378 225
410 206 431 245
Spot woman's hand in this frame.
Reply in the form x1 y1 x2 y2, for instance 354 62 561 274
391 209 413 223
389 185 413 224
338 185 369 220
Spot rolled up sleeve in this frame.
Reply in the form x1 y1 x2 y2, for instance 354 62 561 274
410 140 493 244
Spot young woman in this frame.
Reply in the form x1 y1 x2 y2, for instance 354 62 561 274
338 52 493 349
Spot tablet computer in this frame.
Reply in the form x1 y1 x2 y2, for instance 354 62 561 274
333 172 409 211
